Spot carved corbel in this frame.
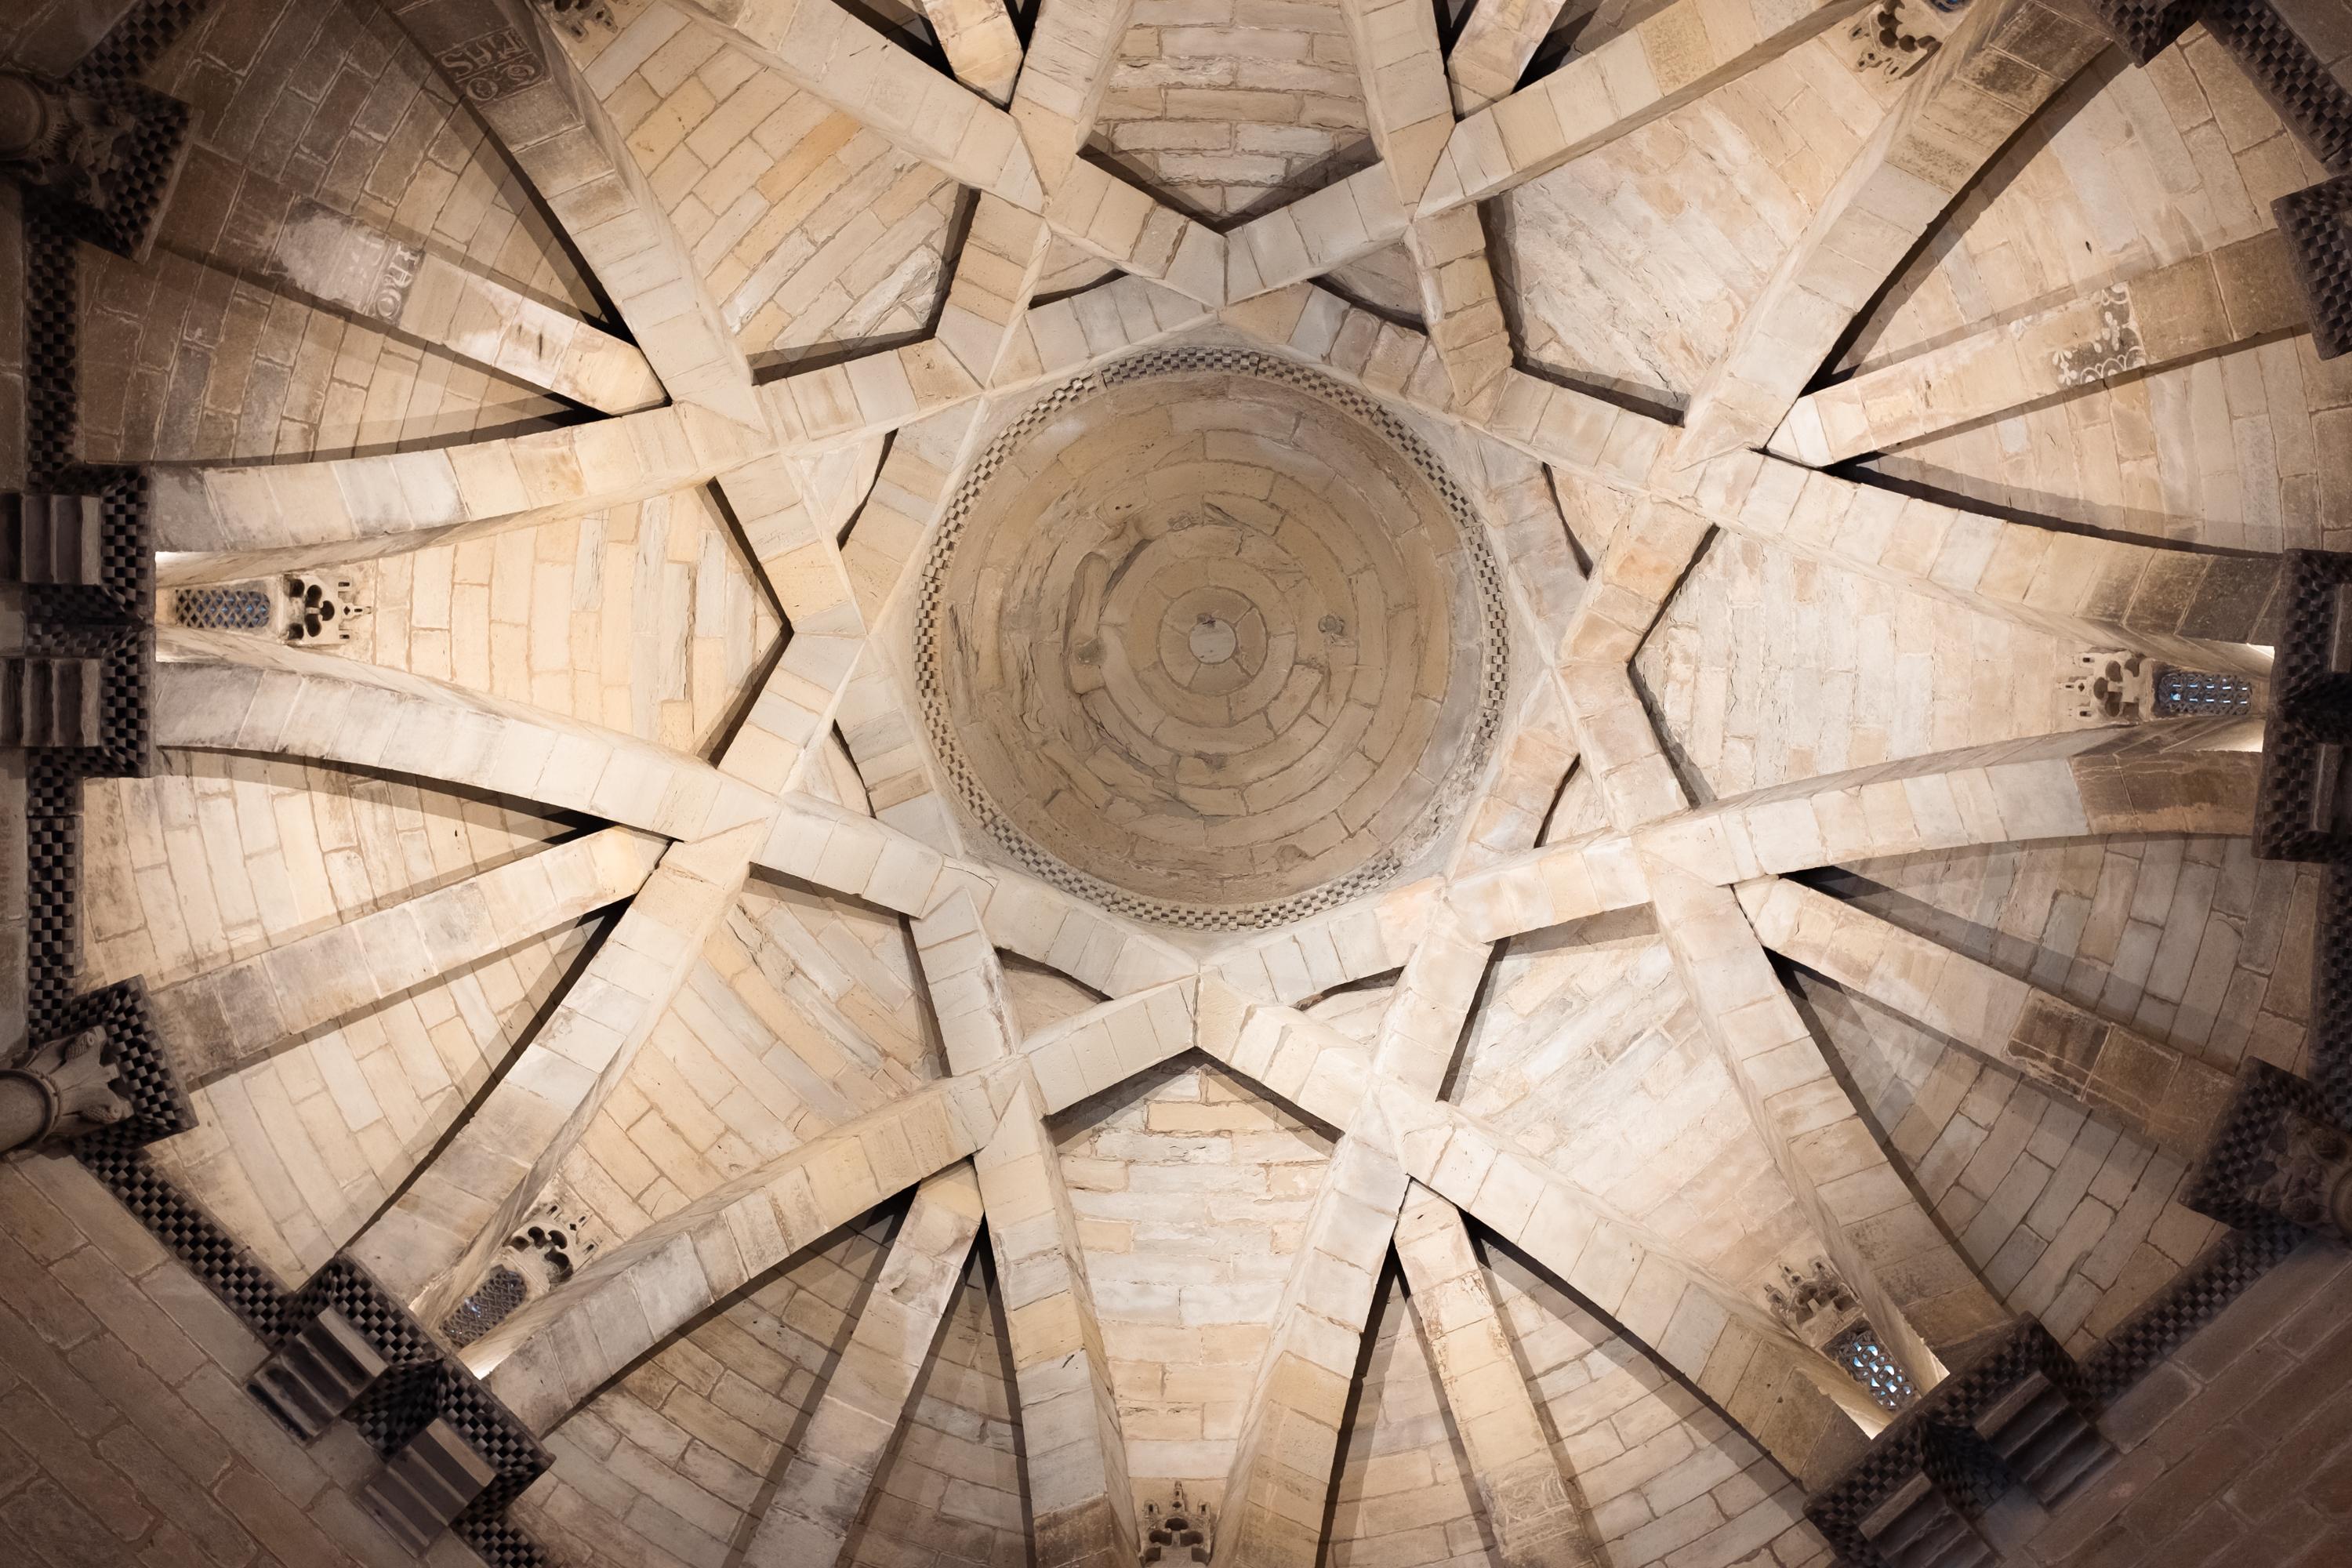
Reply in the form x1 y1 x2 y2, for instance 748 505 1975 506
1805 1319 2112 1566
361 1418 497 1552
0 1024 134 1153
2186 1060 2352 1242
0 71 132 210
0 70 190 260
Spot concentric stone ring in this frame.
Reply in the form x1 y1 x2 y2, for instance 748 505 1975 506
917 349 1508 929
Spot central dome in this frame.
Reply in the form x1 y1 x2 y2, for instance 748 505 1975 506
917 350 1508 928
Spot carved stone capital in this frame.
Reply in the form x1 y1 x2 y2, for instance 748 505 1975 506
1766 1257 1862 1348
0 71 132 211
2187 1060 2352 1241
0 70 191 260
0 1024 134 1153
2247 1112 2352 1238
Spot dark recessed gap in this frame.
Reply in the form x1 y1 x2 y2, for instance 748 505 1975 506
192 929 612 1091
1436 938 1512 1105
822 720 875 812
704 605 791 766
1477 195 1534 366
1004 0 1039 49
566 1200 907 1461
975 1236 1037 1554
1517 0 1681 94
1530 755 1579 845
1294 967 1403 1014
1434 0 1474 52
439 80 629 336
1000 949 1112 1036
802 1236 985 1568
1473 1218 1805 1486
155 240 610 427
747 864 904 924
1541 463 1594 575
1626 659 1716 809
1512 354 1684 426
350 907 615 1240
752 330 931 381
1314 272 1425 332
1075 143 1229 228
1828 459 2281 559
1780 959 1977 1263
1624 519 1719 668
842 430 897 550
1230 139 1384 227
834 0 949 71
1311 1252 1404 1568
700 474 789 634
922 185 983 338
1029 271 1121 309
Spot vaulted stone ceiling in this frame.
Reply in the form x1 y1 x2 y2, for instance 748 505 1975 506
6 0 2348 1565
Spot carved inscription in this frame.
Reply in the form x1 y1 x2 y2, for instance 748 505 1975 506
271 198 423 323
435 26 545 103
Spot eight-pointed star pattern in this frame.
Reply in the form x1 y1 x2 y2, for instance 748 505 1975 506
99 0 2324 1564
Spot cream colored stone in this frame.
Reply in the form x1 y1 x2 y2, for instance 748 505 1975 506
1678 0 2113 466
741 1163 985 1565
